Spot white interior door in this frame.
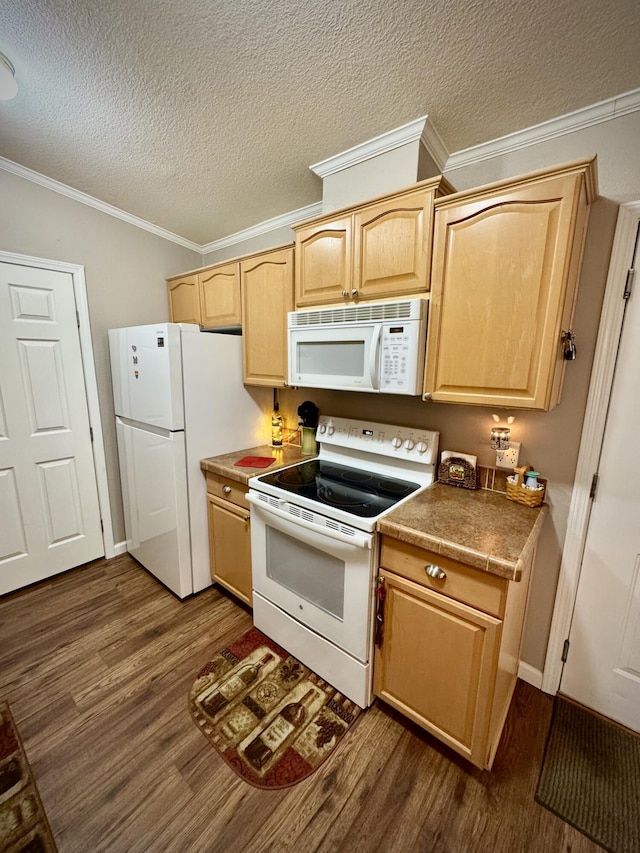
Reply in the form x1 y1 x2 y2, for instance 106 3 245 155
560 232 640 732
0 262 104 594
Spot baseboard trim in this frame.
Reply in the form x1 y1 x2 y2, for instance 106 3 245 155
112 541 128 557
518 662 543 691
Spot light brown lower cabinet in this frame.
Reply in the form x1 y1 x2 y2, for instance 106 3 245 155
206 473 252 606
373 536 533 770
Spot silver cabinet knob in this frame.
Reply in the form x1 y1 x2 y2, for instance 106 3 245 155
422 392 432 401
342 289 349 297
223 485 232 495
351 289 359 296
425 564 446 580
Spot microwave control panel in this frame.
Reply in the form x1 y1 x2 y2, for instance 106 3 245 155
379 321 425 394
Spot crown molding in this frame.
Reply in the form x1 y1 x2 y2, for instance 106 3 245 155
419 118 449 172
310 115 449 178
445 87 640 171
0 156 202 252
200 202 323 255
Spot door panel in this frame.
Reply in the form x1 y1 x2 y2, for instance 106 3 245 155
561 233 640 732
0 262 103 594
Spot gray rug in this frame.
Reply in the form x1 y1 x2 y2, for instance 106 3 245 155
535 697 640 852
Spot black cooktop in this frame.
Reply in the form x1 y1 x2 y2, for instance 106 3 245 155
256 460 420 518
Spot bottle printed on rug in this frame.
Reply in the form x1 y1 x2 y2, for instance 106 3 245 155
199 652 274 717
243 688 316 771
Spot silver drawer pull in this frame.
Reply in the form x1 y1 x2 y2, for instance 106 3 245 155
425 564 446 580
223 485 232 495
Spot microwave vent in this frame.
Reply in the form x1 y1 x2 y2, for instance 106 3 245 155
290 298 423 327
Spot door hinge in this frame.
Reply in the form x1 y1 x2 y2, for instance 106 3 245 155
624 267 635 300
89 426 94 442
561 639 570 663
589 472 599 500
76 309 80 327
100 519 104 532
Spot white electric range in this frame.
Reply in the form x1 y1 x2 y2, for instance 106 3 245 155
247 416 439 707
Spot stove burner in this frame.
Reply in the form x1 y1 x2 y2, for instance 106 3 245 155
276 467 315 486
341 470 372 483
378 479 410 494
316 482 377 508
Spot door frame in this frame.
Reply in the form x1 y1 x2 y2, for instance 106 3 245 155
0 250 115 559
542 201 640 694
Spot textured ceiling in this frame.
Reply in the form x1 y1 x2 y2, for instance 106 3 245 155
1 0 639 244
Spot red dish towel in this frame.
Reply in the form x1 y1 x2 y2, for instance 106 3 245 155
234 456 276 468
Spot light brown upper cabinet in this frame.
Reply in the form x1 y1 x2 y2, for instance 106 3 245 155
241 245 294 387
198 262 242 328
167 273 200 325
167 261 241 328
424 158 598 411
293 177 454 308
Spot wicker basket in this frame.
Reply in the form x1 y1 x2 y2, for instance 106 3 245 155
506 466 546 507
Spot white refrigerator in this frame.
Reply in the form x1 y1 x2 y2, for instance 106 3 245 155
109 323 269 598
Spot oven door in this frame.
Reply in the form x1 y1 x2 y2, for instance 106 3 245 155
288 324 381 392
248 492 375 662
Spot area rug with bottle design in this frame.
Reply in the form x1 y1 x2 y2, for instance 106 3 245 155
189 627 362 789
0 701 58 852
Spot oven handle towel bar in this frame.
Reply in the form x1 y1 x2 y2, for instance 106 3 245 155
368 325 382 390
247 492 372 550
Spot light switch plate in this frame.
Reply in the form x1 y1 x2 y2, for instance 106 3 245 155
496 441 521 469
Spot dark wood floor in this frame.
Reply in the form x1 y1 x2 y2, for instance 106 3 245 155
0 554 601 853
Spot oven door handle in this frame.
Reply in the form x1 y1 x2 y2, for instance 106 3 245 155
247 492 372 550
368 325 382 391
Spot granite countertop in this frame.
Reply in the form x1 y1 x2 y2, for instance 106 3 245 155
377 482 548 581
200 443 311 485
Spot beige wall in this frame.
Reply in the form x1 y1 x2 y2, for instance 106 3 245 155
0 169 202 543
321 141 422 211
201 226 295 266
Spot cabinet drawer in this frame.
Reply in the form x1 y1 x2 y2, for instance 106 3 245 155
205 473 249 510
380 537 507 618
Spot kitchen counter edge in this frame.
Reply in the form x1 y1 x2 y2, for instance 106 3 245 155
377 483 548 582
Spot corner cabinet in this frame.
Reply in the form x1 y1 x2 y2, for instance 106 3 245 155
374 536 534 770
293 177 454 308
167 261 241 329
241 245 294 387
424 158 597 410
206 473 252 606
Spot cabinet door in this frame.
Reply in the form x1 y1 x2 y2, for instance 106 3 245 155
425 171 588 410
354 187 434 299
199 262 241 328
374 571 500 769
241 247 294 386
294 216 352 307
207 495 252 606
167 274 200 324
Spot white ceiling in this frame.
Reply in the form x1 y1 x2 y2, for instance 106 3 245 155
1 0 639 245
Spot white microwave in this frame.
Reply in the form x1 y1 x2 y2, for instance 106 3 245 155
288 298 427 394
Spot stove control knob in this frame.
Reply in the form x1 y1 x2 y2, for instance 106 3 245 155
416 440 428 454
318 423 327 435
327 423 335 436
403 439 415 451
392 436 403 449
